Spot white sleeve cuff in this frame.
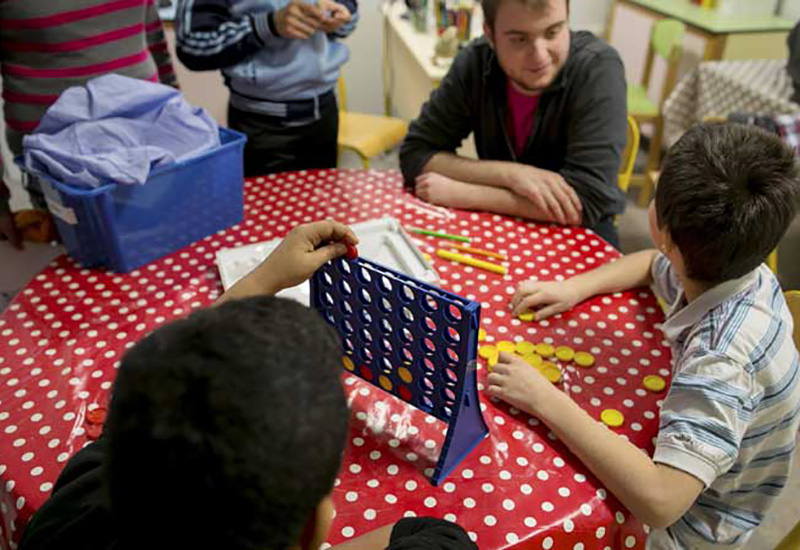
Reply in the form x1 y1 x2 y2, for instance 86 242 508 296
653 442 718 488
252 12 275 44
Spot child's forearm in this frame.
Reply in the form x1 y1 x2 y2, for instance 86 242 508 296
571 249 658 302
536 391 703 529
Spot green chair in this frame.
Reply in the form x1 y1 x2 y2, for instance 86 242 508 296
627 19 686 206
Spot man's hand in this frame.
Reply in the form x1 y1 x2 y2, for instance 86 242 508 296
504 164 582 226
0 194 22 250
486 352 560 417
219 220 358 303
318 0 351 33
511 279 585 320
274 0 325 39
414 172 462 206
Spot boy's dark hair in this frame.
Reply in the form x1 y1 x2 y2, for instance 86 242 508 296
656 122 800 283
482 0 569 32
105 297 348 550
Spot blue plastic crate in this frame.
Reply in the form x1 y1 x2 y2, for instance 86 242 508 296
16 128 246 273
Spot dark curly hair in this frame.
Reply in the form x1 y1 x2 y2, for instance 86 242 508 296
106 296 349 550
656 122 800 283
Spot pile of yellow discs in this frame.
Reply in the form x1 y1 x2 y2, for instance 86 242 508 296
477 329 668 429
478 340 596 385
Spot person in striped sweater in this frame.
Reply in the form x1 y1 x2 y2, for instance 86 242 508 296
0 0 179 249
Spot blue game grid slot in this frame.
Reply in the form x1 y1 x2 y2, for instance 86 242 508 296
310 255 490 485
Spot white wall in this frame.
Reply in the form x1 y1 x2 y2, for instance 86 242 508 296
570 0 613 35
342 0 612 116
782 0 800 20
342 0 388 115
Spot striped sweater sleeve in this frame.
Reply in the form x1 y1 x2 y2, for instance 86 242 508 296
175 0 273 71
651 253 681 307
145 0 179 87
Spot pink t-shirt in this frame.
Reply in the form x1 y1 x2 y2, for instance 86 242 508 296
506 79 541 157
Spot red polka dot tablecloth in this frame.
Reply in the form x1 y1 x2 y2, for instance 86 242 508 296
0 170 670 550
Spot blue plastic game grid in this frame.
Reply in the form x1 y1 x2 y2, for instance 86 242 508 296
310 256 489 485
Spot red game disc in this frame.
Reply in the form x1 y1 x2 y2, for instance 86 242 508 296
85 423 103 440
345 243 358 260
86 408 107 425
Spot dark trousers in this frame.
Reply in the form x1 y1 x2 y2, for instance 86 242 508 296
228 95 339 177
590 217 620 250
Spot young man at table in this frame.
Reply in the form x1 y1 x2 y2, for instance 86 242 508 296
488 123 800 550
18 221 477 550
175 0 358 177
399 0 627 247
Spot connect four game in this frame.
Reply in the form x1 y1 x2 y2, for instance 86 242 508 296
311 255 489 485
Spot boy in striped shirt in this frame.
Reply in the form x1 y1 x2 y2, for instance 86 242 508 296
0 0 178 248
489 123 800 549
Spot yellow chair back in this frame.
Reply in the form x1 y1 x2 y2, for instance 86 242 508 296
786 291 800 351
619 115 640 194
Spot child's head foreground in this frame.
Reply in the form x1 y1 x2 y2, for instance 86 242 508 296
106 296 348 550
651 122 799 284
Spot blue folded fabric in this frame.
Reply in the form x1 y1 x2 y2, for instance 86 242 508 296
23 74 220 188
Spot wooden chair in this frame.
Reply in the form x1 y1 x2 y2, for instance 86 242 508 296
337 77 408 169
775 523 800 550
628 19 685 207
786 291 800 352
619 115 641 195
774 291 800 550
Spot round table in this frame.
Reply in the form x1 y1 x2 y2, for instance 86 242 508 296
0 170 670 550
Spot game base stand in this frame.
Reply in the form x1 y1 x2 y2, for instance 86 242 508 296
310 255 489 485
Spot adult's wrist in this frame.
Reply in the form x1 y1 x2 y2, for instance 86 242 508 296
267 11 280 37
499 161 523 191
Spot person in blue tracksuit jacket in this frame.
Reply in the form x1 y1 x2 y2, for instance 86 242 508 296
176 0 358 176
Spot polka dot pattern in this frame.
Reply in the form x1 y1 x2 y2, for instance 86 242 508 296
0 171 660 549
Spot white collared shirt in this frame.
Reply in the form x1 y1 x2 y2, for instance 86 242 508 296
646 254 800 550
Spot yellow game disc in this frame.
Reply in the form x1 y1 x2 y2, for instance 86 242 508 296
497 341 516 354
535 343 555 357
398 367 414 384
515 341 535 356
523 353 543 368
574 351 595 367
488 355 499 370
379 375 393 392
542 364 562 383
555 346 575 362
479 345 498 360
643 375 667 392
540 360 558 372
342 356 355 371
518 312 535 322
478 328 487 342
601 409 625 428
